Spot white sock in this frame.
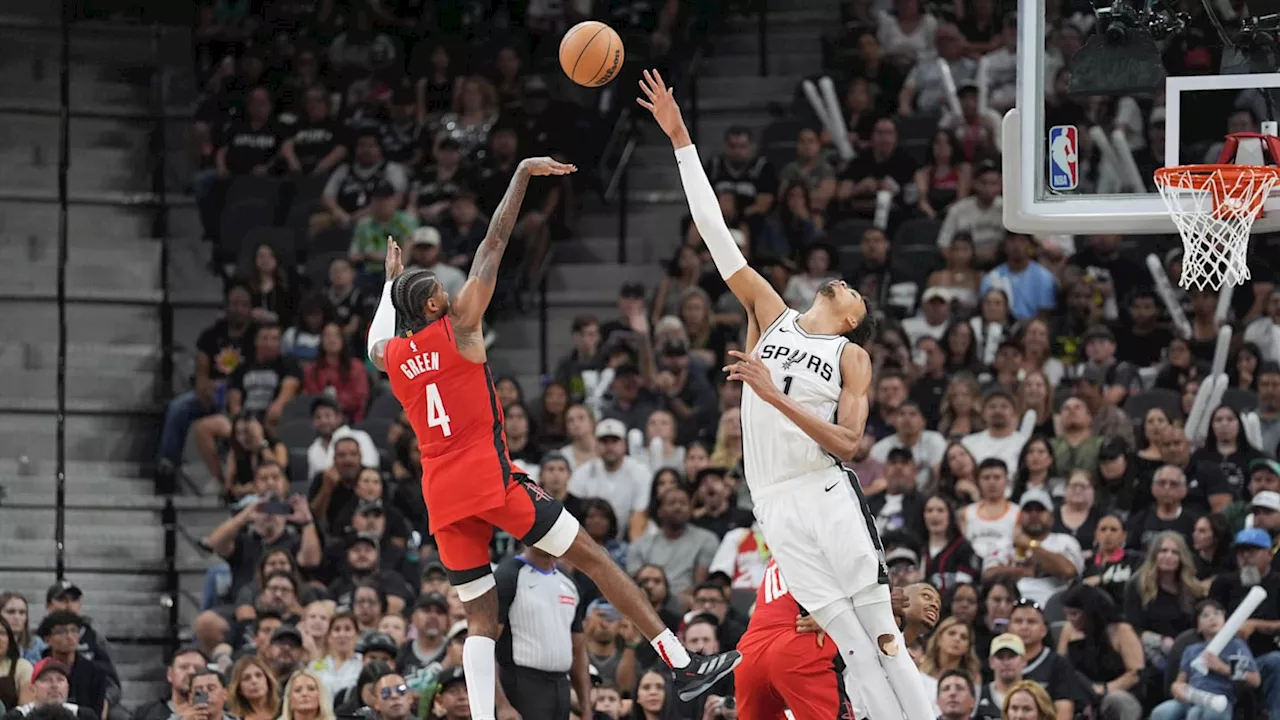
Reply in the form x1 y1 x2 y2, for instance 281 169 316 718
462 636 497 720
651 628 691 668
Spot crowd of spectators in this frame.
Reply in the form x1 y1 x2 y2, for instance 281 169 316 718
10 0 1280 719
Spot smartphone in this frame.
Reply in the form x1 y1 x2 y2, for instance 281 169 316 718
260 496 292 516
193 690 209 707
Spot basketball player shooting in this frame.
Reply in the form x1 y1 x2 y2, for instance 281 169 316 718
366 157 741 720
637 70 935 720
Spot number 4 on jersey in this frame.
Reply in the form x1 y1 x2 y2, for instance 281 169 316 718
425 382 452 436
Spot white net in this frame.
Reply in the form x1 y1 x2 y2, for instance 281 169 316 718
1155 165 1280 291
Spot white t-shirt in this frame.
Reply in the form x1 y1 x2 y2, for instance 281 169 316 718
900 314 949 347
1244 317 1280 363
962 429 1029 476
568 456 653 537
870 430 949 490
307 426 380 478
987 532 1085 605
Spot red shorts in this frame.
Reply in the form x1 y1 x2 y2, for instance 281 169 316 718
735 635 853 720
433 474 565 583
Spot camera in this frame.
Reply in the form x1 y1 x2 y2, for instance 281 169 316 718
193 690 209 707
1068 0 1185 96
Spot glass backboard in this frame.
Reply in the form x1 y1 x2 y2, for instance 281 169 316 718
1006 0 1280 236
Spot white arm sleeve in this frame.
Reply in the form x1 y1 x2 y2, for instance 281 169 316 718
674 144 748 280
366 281 396 362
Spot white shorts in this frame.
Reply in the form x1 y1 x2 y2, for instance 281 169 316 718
752 465 891 611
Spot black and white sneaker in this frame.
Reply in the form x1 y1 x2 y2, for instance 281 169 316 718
672 650 742 702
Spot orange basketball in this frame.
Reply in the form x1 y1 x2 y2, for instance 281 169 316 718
559 21 625 87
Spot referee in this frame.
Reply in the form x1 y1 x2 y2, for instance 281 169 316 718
494 545 592 720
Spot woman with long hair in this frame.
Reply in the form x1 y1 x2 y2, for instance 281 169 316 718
922 495 982 592
1017 318 1065 387
1231 341 1263 390
283 294 334 363
303 323 370 422
1124 532 1202 663
0 593 39 663
234 548 304 615
223 412 289 500
1191 405 1265 496
1010 436 1064 503
639 409 685 473
784 243 840 311
678 286 730 367
973 577 1020 661
311 612 361 702
300 600 336 662
1002 680 1056 720
0 616 33 709
934 442 981 505
279 670 336 720
709 407 743 471
436 75 499 158
968 287 1015 360
227 655 281 720
582 497 628 567
938 374 984 440
1135 407 1176 477
627 668 680 720
1155 336 1203 391
415 44 456 119
1053 470 1101 549
941 582 980 627
632 469 686 542
536 381 570 448
1191 514 1231 586
557 403 598 471
942 321 980 373
683 441 711 485
1083 513 1144 606
929 235 981 313
1014 370 1055 438
1059 584 1145 720
915 130 971 219
502 403 542 467
653 244 705 324
242 243 298 327
919 616 982 683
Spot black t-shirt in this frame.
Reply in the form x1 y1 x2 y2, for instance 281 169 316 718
328 571 416 607
477 159 550 216
411 164 475 211
65 655 110 717
1021 647 1092 709
1125 506 1201 550
1209 570 1280 657
224 527 304 598
838 149 917 193
1084 550 1144 606
326 285 365 328
973 683 1005 720
380 120 424 165
1191 446 1265 501
220 120 283 175
705 155 778 213
2 704 99 720
196 319 254 382
1124 582 1195 639
289 119 345 174
307 472 358 534
1068 249 1149 298
316 536 413 585
1114 324 1174 368
229 356 301 415
1185 461 1231 514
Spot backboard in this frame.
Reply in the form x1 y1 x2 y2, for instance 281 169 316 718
1005 0 1280 236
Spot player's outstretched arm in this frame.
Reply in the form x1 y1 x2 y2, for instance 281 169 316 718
724 344 871 463
637 69 785 331
367 236 405 372
451 156 576 333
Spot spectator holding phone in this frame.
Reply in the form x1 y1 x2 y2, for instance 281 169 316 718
202 496 322 602
185 667 236 720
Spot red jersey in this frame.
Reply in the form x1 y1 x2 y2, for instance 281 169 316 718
384 316 522 532
738 560 805 645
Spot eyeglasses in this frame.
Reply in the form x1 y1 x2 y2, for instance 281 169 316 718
380 684 409 699
47 626 79 637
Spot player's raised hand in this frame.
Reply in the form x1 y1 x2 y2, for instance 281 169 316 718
636 69 686 140
724 350 777 399
520 157 577 176
384 236 404 282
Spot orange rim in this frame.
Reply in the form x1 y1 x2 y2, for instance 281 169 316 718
1155 164 1280 219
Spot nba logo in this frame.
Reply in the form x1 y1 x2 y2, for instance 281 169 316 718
1048 125 1078 191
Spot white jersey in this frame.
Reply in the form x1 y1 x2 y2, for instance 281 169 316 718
741 309 849 490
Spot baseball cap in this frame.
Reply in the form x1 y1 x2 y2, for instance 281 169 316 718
1251 458 1280 477
884 547 920 567
587 599 621 622
46 580 82 604
595 418 627 440
436 666 466 690
1075 364 1108 386
270 625 304 647
1233 527 1272 550
886 447 914 464
415 592 449 613
1020 488 1055 511
31 659 71 683
989 633 1026 657
348 532 381 550
1253 492 1280 512
355 498 385 516
359 632 399 656
1083 325 1116 345
421 560 447 581
445 620 468 643
921 287 949 303
412 226 442 248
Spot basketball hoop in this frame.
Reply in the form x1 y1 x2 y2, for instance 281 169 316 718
1155 132 1280 291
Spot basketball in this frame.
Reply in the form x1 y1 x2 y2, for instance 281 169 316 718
559 21 624 87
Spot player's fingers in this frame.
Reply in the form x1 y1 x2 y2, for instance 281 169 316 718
640 71 657 97
636 98 654 111
638 79 656 101
726 350 748 361
653 69 667 90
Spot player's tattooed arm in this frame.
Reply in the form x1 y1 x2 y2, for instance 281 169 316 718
452 157 576 333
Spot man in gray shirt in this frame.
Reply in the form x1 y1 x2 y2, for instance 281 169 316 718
627 486 719 606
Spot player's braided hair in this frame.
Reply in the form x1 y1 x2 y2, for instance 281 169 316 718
391 269 441 334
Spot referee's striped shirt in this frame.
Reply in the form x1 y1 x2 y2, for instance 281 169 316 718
494 555 584 672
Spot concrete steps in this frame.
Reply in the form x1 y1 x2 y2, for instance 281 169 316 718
0 413 160 461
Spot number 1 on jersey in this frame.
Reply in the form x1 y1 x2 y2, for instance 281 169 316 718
782 376 794 395
425 382 452 436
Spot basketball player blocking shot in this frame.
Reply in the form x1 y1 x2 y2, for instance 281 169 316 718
637 69 935 720
366 157 740 720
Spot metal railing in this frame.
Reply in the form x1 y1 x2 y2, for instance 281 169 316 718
54 0 71 583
